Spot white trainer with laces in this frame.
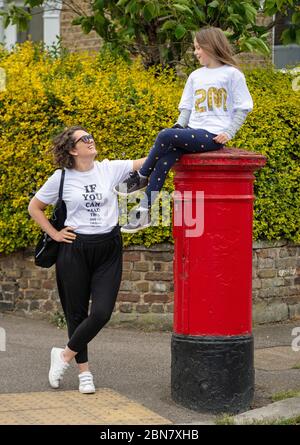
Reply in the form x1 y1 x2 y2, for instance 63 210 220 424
48 347 70 389
78 371 96 394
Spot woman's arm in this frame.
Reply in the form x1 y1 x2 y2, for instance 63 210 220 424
28 197 59 239
133 157 147 171
28 197 76 243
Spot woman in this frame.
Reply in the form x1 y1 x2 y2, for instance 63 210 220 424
28 126 146 394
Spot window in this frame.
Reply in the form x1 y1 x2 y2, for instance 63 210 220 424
273 6 300 69
17 6 44 44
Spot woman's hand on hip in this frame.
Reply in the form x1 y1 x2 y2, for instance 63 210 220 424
53 227 77 243
213 133 230 144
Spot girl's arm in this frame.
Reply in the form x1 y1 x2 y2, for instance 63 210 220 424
174 109 192 128
176 74 193 128
133 157 147 171
223 109 249 140
214 70 253 144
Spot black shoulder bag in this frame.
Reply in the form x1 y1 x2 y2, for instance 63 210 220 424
34 169 67 268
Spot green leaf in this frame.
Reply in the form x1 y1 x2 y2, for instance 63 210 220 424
126 0 139 15
116 0 130 6
171 0 191 5
296 29 300 45
72 17 83 26
2 13 11 29
143 3 156 21
172 4 193 15
94 12 105 26
24 0 43 7
228 14 243 27
263 0 278 15
193 6 206 22
93 0 104 11
160 20 177 32
242 3 257 23
281 28 295 45
292 12 300 25
81 18 94 34
251 38 270 56
260 32 271 40
264 0 276 9
242 41 253 52
93 12 106 35
208 0 219 8
175 24 186 40
276 0 285 10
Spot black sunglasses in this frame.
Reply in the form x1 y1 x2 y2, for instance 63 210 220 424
73 133 94 145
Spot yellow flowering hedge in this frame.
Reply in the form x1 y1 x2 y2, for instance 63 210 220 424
0 42 299 254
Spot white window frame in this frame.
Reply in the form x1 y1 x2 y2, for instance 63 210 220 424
0 0 62 49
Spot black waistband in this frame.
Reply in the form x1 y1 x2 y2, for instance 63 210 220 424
74 225 121 243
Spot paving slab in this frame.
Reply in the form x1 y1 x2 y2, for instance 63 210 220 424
255 346 300 371
0 389 170 425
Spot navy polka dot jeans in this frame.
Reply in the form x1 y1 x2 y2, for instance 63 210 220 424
139 127 224 208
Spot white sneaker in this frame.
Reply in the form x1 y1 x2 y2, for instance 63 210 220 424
48 347 70 389
78 371 96 394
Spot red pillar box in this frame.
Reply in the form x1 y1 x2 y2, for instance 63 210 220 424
171 148 266 414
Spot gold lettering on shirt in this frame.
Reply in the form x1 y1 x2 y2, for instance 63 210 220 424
195 87 228 112
195 89 206 112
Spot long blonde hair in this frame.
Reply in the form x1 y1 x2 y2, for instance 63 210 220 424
195 26 240 71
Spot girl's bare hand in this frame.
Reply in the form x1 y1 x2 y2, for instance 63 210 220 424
53 227 77 243
213 133 230 144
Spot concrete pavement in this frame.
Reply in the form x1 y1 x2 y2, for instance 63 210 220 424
0 313 300 425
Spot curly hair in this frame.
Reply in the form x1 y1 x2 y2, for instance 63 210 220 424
49 126 89 169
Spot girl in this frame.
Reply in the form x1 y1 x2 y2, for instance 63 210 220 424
28 126 146 393
114 26 253 233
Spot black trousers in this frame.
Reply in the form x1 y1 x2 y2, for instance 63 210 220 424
55 225 122 363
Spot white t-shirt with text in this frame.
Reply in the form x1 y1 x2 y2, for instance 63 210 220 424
178 65 253 135
35 159 133 234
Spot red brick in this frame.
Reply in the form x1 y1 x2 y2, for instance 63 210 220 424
144 293 171 303
117 293 140 303
123 252 141 262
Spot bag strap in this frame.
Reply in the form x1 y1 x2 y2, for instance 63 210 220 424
58 169 65 204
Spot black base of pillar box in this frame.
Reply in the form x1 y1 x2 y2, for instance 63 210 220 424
171 333 254 414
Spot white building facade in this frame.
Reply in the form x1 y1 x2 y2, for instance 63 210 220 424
0 0 62 49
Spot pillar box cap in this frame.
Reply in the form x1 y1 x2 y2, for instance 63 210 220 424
173 147 267 172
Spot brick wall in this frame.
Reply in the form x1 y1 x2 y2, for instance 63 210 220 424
0 241 299 328
60 1 101 53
